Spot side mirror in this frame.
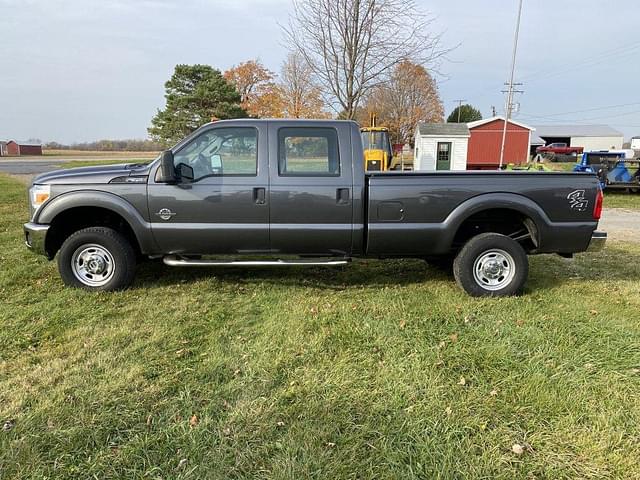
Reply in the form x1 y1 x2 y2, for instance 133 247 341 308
176 162 194 182
156 150 176 183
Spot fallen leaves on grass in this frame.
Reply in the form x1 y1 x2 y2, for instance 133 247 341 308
511 443 524 455
449 333 459 343
399 320 406 330
490 389 498 397
189 415 198 428
458 376 466 386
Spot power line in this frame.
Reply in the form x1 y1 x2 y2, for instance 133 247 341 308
499 0 524 169
523 101 640 118
461 38 640 105
520 108 640 124
520 39 640 83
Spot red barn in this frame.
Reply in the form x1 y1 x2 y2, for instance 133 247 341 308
466 117 533 170
5 140 43 156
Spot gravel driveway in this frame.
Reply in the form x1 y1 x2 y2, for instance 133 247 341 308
597 208 639 243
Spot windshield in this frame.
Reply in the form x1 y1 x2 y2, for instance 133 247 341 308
361 131 387 150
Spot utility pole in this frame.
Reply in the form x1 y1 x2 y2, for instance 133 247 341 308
453 99 467 122
491 105 496 117
499 0 524 169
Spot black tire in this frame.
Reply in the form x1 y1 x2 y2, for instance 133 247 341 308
453 233 528 297
57 227 137 291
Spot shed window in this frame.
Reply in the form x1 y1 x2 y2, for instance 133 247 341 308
437 142 451 162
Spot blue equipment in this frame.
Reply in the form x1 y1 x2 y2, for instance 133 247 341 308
573 150 640 191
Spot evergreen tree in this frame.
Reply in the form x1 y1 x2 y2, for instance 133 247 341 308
149 64 246 146
447 104 482 123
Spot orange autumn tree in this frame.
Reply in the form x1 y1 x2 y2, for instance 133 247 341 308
224 60 284 118
360 60 444 145
279 53 328 118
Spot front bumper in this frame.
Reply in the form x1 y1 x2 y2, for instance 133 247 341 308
586 231 607 252
24 222 49 256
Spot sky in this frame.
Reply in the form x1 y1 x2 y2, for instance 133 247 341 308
1 0 639 144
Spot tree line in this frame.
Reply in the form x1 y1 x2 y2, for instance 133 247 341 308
58 0 482 150
44 139 163 152
148 0 457 147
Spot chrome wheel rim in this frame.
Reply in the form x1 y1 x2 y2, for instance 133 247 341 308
472 249 515 291
71 244 115 287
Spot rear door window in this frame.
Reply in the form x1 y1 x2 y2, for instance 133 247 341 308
278 127 340 176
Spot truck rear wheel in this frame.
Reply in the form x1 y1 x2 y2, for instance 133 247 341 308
453 233 528 297
57 227 136 291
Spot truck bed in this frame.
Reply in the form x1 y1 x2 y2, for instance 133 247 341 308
365 171 601 256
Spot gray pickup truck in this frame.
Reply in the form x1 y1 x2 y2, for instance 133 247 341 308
24 119 606 296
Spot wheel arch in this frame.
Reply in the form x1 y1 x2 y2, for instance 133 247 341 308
37 191 156 259
443 193 550 253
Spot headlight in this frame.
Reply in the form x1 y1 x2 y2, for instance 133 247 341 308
29 184 50 212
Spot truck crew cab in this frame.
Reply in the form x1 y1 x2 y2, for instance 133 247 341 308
24 119 606 296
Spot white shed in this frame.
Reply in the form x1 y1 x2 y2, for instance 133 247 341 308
414 123 470 171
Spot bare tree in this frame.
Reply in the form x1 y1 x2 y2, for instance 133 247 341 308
361 60 444 144
279 52 328 118
283 0 445 119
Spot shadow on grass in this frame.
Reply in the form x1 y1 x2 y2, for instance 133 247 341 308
131 243 640 292
133 257 443 291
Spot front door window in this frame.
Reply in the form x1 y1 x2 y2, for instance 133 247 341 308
173 127 258 181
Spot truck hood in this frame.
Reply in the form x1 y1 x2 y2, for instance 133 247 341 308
32 162 154 185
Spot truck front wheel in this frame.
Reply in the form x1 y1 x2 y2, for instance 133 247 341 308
453 233 528 297
57 227 137 291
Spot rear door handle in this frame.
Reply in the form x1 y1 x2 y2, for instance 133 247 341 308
336 188 350 205
253 187 266 205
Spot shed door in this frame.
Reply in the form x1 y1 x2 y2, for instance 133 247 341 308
436 142 451 170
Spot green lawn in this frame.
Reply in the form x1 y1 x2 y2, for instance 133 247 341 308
604 191 640 210
1 174 640 479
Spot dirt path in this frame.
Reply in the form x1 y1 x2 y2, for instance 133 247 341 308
598 208 640 243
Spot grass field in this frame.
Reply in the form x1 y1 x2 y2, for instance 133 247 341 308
1 174 640 479
44 149 158 158
60 159 152 169
604 191 640 210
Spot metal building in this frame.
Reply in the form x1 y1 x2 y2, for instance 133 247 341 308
533 125 624 151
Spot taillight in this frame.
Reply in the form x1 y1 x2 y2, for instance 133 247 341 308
593 188 603 220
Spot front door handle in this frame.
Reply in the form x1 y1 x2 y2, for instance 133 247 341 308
253 187 266 205
336 188 350 205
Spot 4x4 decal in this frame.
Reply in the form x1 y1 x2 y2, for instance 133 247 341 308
567 190 588 212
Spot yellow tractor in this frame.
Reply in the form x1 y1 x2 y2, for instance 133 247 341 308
361 113 394 172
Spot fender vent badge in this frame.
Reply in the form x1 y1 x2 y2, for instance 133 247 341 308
155 208 176 221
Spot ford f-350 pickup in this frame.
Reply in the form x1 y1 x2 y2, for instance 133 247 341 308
24 119 606 296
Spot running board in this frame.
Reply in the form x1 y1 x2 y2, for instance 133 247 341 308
163 255 351 267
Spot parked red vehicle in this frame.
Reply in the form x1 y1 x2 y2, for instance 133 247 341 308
536 143 584 156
